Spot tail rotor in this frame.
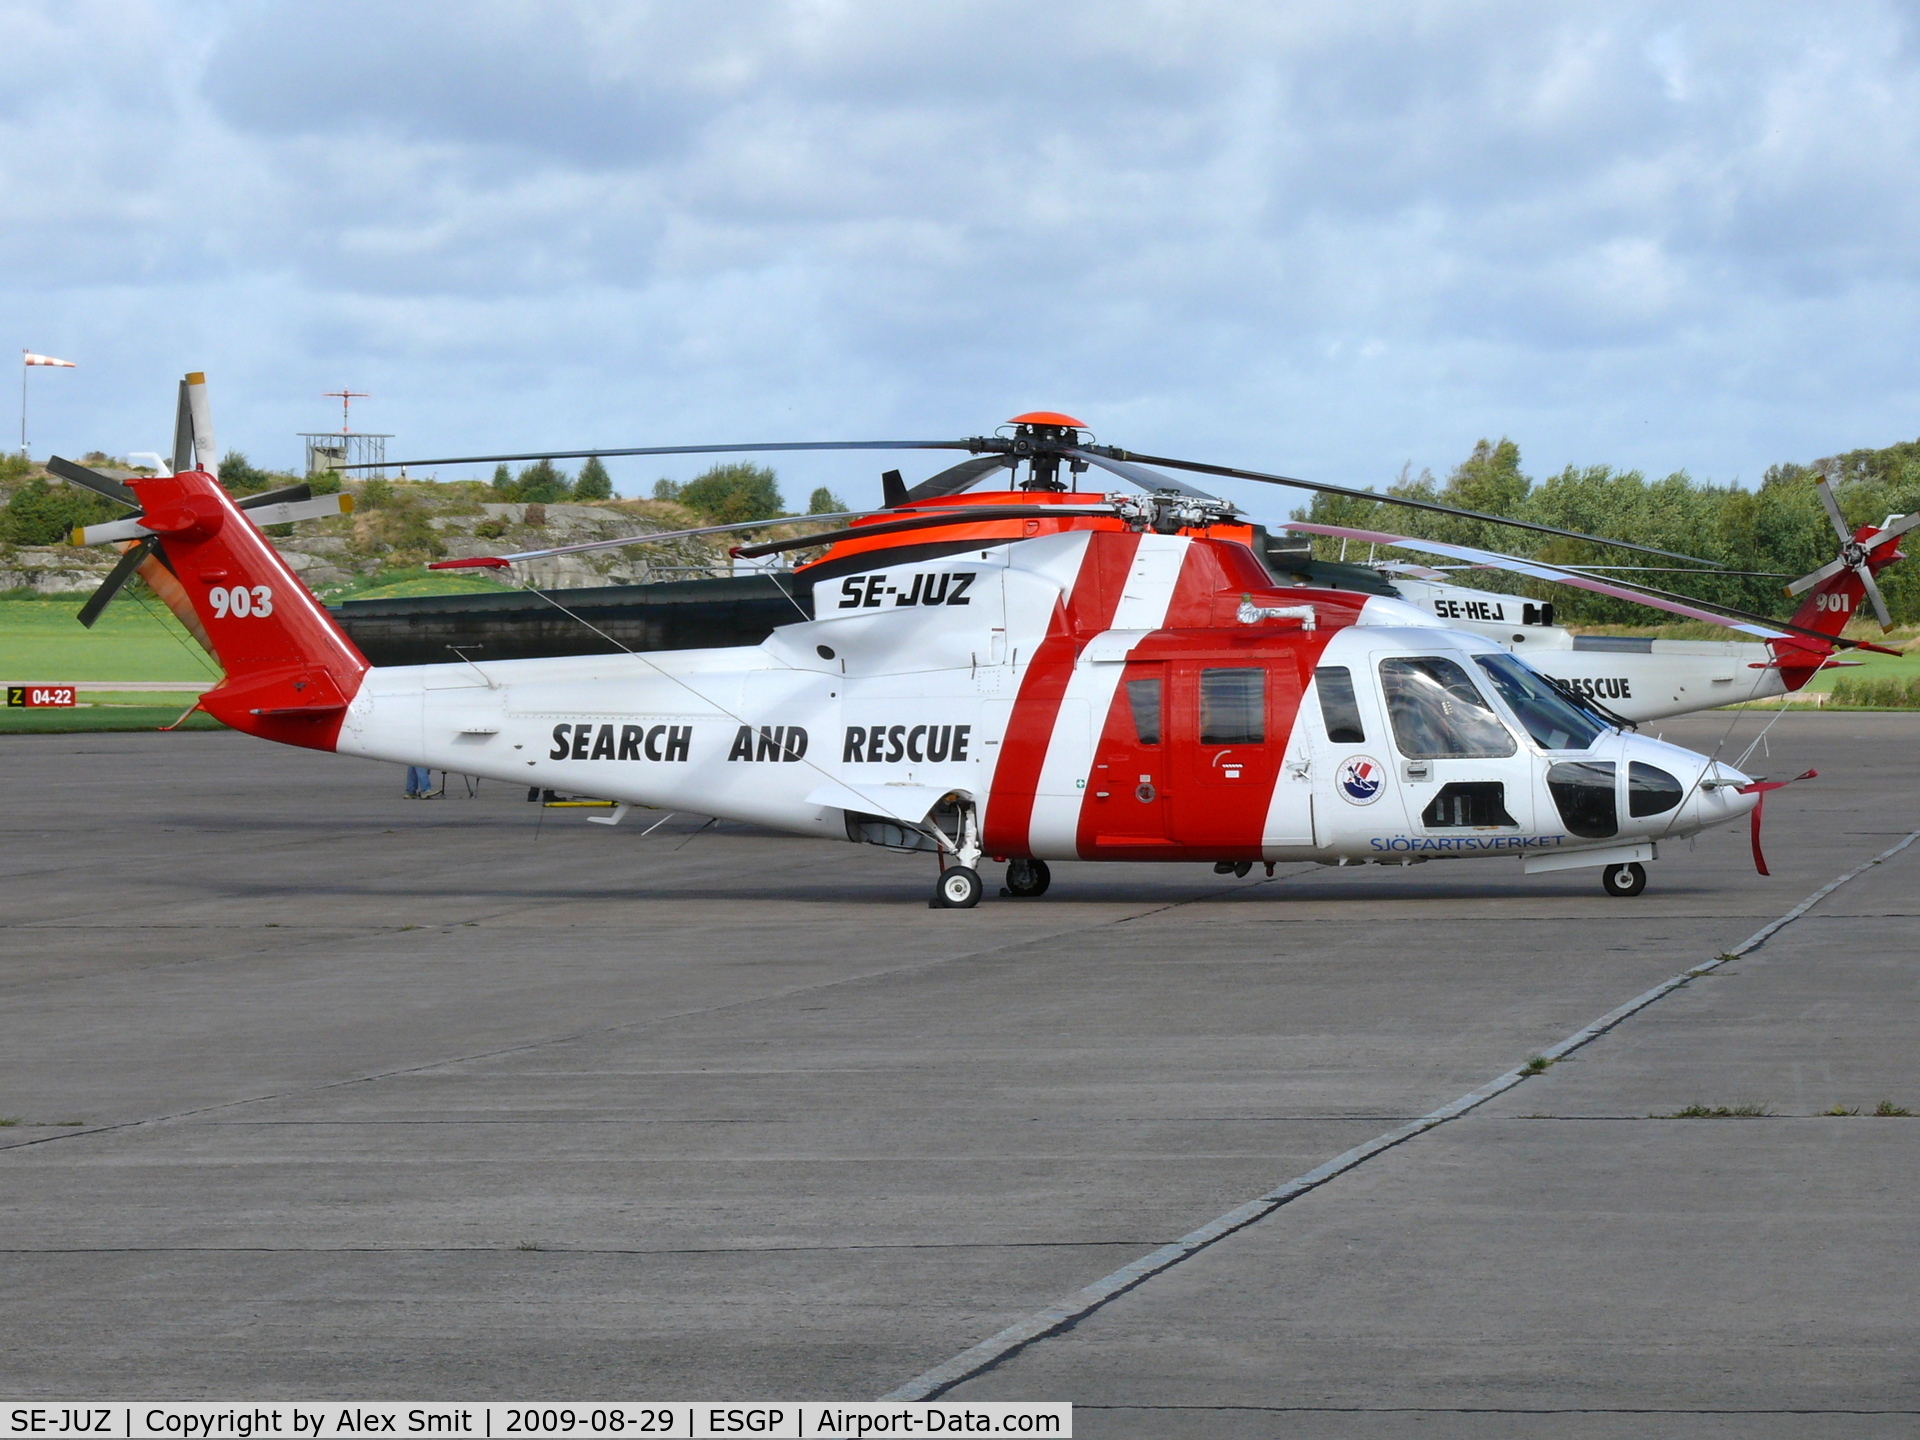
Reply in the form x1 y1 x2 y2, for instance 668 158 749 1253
58 373 342 629
1784 477 1919 631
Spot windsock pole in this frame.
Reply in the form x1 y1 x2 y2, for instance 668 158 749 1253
20 351 77 458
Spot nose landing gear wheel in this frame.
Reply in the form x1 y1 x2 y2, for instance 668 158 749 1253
932 866 983 909
1003 858 1051 898
1601 861 1647 897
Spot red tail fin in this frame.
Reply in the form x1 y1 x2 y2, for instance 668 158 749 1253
124 470 369 751
1769 526 1905 689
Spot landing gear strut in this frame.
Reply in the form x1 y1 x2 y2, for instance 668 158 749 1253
930 797 985 909
1601 861 1647 898
1003 858 1051 898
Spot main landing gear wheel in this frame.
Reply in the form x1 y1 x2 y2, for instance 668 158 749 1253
933 866 983 909
1601 862 1647 898
1003 858 1051 898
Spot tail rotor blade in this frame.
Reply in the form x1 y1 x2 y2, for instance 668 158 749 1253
171 379 193 476
46 456 139 509
1785 555 1847 596
1867 510 1920 550
77 536 160 628
184 372 218 479
1814 475 1853 545
236 482 313 510
1858 563 1894 630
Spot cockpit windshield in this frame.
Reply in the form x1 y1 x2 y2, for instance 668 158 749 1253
1378 656 1517 759
1474 652 1606 752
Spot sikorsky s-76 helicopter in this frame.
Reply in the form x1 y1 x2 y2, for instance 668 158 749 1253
60 388 1878 907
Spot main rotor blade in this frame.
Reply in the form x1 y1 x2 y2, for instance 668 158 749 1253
428 510 882 568
1858 563 1894 630
46 456 139 509
1814 475 1853 545
1069 450 1220 502
1287 521 1887 651
1287 523 1781 639
77 536 159 628
902 454 1016 502
733 505 1117 560
1097 448 1720 566
351 439 978 472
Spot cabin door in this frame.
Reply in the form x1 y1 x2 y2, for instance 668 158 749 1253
1083 663 1173 848
1168 662 1293 855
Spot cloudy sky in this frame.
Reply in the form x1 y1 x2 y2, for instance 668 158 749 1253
6 1 1920 510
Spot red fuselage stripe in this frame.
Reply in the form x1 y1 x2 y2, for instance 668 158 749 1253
982 531 1142 856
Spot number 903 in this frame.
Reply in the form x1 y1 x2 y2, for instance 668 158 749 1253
209 584 274 618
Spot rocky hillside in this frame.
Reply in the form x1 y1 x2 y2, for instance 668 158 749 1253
0 467 769 599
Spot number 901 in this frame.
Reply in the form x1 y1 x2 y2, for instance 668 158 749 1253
210 584 274 618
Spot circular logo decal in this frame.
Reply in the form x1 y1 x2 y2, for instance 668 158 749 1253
1337 755 1385 805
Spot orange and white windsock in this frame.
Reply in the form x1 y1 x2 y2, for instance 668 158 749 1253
22 352 75 367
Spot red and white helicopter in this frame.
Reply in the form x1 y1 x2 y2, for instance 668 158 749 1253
58 386 1906 907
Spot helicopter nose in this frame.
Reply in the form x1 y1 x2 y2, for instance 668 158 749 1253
1627 738 1758 829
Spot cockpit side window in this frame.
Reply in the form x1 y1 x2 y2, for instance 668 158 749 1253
1474 652 1605 751
1378 656 1517 759
1314 666 1366 744
1125 677 1162 745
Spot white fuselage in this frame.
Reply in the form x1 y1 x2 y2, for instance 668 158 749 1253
335 534 1757 873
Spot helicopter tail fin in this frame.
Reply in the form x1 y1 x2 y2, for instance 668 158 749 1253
1769 525 1907 689
121 469 370 750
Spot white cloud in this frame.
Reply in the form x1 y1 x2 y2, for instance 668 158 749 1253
6 0 1920 506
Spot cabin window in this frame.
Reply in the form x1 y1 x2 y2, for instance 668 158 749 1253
1473 652 1604 751
1377 657 1516 759
1314 666 1366 744
1548 760 1618 838
1125 677 1162 745
1628 761 1684 817
1200 668 1265 745
1420 781 1518 829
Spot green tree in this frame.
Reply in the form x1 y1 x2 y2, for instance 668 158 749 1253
673 462 784 523
512 459 572 503
808 486 848 514
217 450 275 496
1 479 123 545
492 463 514 495
573 456 613 500
652 478 681 501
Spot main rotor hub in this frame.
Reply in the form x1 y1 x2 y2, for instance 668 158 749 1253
1005 411 1087 491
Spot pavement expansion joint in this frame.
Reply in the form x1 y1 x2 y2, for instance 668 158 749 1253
882 827 1920 1404
2 1239 1168 1256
